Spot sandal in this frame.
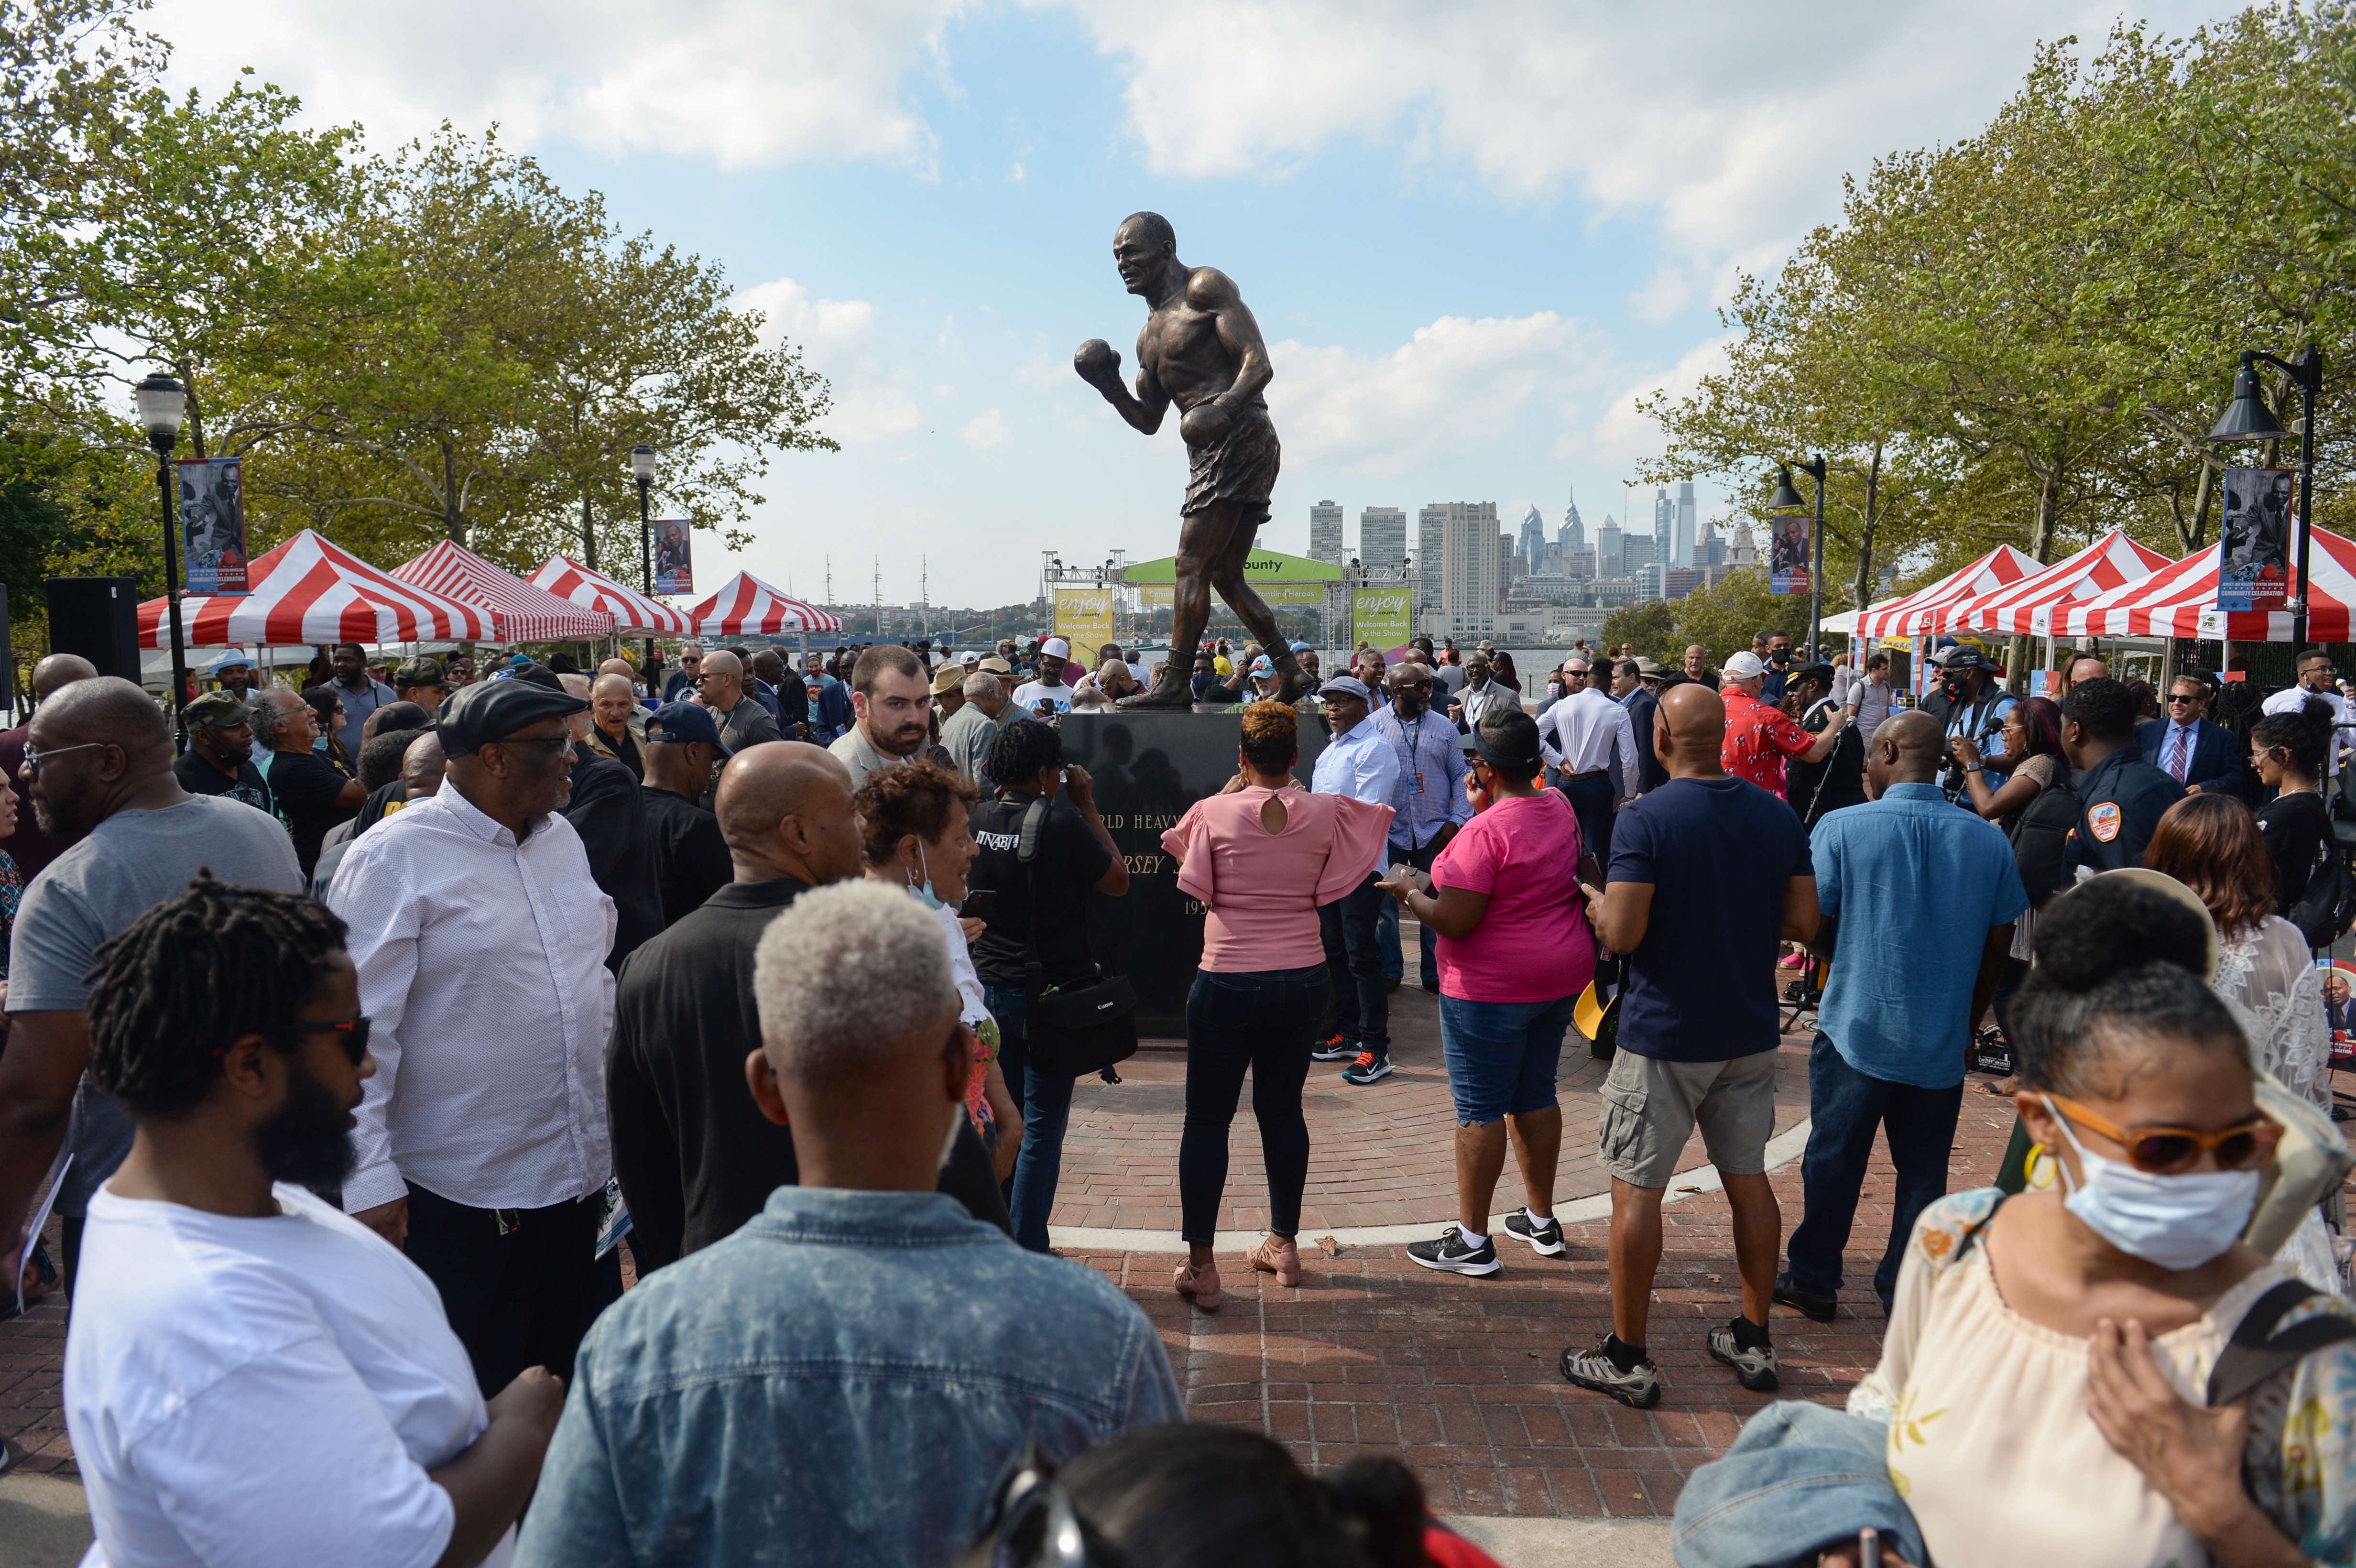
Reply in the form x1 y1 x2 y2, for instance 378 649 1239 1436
1173 1258 1222 1311
1245 1234 1302 1287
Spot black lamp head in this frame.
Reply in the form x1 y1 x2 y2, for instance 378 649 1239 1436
134 372 186 456
2210 351 2286 444
1766 465 1807 514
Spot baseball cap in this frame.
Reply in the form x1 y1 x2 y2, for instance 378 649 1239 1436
1724 651 1767 680
1943 645 1998 673
1041 637 1071 659
960 650 980 667
644 700 730 752
183 689 251 730
930 665 965 696
1797 662 1837 686
393 656 447 689
1248 654 1276 679
1319 675 1374 703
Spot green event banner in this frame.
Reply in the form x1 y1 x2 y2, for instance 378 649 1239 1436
1352 583 1413 648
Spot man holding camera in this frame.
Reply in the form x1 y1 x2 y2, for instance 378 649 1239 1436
1935 646 2017 798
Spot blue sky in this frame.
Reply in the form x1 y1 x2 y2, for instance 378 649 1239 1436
153 0 2229 609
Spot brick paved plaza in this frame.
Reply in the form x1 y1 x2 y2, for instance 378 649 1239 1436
0 948 2017 1540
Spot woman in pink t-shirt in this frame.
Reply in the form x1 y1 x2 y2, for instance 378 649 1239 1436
1159 702 1394 1308
1379 707 1596 1277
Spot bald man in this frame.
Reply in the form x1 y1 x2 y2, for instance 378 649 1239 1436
1779 708 2024 1324
0 652 100 879
693 649 783 764
0 677 302 1295
1560 680 1818 1410
605 743 1006 1272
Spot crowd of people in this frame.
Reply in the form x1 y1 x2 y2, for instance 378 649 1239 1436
4 619 2356 1568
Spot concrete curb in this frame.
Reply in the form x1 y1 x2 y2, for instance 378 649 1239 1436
1442 1515 1675 1566
1050 1118 1813 1253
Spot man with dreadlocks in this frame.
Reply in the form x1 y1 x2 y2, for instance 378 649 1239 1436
0 676 301 1301
65 876 566 1568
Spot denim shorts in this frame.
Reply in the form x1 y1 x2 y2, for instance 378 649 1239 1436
1437 993 1579 1125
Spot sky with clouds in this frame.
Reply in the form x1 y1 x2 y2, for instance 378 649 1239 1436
150 0 2228 610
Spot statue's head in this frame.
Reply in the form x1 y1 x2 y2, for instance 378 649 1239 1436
1113 211 1177 295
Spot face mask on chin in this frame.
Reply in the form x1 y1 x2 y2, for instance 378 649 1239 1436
2044 1096 2259 1271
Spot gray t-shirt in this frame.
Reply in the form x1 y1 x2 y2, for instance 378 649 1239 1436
12 795 303 1213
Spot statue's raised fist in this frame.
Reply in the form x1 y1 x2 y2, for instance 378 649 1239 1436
1073 339 1121 385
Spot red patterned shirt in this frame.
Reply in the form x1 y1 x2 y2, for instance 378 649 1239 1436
1722 687 1814 799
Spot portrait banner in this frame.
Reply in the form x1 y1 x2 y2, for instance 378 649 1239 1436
1053 585 1118 651
651 521 693 596
1768 514 1811 597
2216 467 2294 613
176 457 249 595
1351 583 1413 650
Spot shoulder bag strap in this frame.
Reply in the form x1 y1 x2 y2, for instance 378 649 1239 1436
1017 795 1048 994
2208 1279 2356 1407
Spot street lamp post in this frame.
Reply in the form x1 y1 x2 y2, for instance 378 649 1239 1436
631 445 657 675
2210 348 2323 648
1767 456 1828 659
135 372 190 750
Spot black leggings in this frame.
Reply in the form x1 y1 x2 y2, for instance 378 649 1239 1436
1178 964 1330 1244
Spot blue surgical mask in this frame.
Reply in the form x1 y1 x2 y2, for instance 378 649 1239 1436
312 735 329 753
2044 1097 2258 1271
906 842 944 911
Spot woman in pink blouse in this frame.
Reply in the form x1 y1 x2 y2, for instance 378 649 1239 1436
1159 702 1394 1308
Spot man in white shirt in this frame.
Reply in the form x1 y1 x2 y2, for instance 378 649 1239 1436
67 876 562 1568
330 674 622 1394
2262 648 2352 781
1012 637 1077 716
1538 656 1639 865
1311 677 1403 1078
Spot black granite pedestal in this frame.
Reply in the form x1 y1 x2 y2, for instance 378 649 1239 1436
1057 708 1332 1038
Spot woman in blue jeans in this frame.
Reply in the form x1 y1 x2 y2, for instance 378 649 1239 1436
1380 708 1595 1277
1159 703 1393 1308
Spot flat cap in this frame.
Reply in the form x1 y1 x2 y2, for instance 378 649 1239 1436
436 662 586 757
1319 675 1374 703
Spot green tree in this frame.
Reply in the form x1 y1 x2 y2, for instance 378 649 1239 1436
1597 599 1678 663
1672 570 1802 668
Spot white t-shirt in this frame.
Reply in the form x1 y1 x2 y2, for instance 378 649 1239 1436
1011 679 1074 715
66 1183 509 1568
934 900 990 1027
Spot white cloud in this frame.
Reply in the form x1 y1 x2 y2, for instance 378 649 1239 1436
1584 333 1736 468
1267 311 1615 477
151 0 967 169
961 409 1012 449
734 276 920 446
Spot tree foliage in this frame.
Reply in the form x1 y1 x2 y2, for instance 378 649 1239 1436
1643 9 2356 657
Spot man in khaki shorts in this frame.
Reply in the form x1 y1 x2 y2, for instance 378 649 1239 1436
1565 683 1818 1409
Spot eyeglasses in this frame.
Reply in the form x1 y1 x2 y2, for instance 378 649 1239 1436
21 741 107 772
2044 1093 2280 1175
265 1015 371 1065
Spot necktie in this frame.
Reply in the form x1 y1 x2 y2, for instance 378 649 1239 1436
2168 723 2192 783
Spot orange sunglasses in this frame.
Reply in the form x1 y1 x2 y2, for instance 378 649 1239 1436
2044 1094 2280 1175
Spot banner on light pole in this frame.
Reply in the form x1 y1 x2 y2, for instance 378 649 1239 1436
176 457 249 595
2215 467 2294 613
650 521 694 596
1768 515 1811 597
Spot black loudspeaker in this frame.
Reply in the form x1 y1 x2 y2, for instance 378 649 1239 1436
47 576 142 682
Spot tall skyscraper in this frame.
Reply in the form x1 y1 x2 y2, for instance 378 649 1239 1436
1516 503 1547 574
1360 506 1407 568
1440 502 1503 623
1309 499 1344 564
1675 482 1697 571
1621 533 1657 573
1418 504 1448 599
1561 486 1585 553
1597 514 1623 578
1653 487 1675 570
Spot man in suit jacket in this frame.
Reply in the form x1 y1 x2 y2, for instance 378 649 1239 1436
2138 674 2248 802
1447 648 1523 732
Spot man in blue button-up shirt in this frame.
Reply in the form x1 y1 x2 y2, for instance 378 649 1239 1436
1312 676 1403 1079
1368 661 1473 992
1781 711 2025 1320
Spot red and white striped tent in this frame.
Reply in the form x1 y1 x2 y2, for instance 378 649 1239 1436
529 556 695 638
1942 530 2176 636
393 540 616 643
138 529 492 648
685 570 843 635
2051 527 2356 643
1850 545 2040 639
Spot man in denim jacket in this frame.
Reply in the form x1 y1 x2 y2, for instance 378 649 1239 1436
516 881 1183 1568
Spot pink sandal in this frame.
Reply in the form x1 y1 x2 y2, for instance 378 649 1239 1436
1174 1258 1222 1310
1245 1234 1302 1287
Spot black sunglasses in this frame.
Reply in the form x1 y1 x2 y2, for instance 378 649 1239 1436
275 1016 371 1065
